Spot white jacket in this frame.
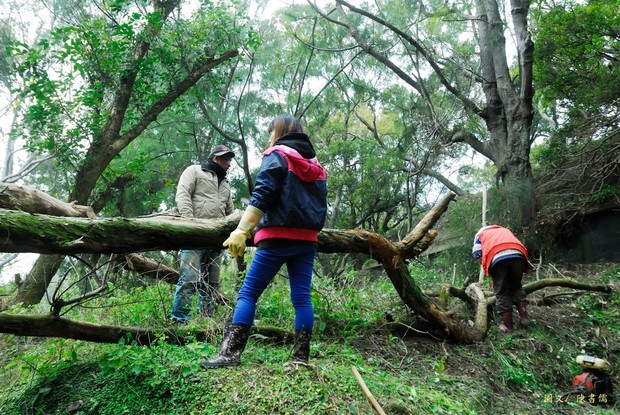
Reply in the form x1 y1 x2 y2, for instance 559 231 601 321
175 165 233 219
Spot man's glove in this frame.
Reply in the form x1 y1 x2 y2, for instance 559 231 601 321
223 205 264 257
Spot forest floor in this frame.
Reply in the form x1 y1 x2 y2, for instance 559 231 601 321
0 262 618 415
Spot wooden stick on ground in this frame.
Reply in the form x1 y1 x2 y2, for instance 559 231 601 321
352 366 387 415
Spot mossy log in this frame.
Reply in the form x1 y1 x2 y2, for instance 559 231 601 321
0 191 483 343
0 203 451 260
0 313 294 346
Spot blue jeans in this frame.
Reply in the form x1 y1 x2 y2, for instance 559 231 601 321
171 249 222 322
232 244 317 331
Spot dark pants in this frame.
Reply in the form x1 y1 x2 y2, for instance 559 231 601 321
489 258 527 314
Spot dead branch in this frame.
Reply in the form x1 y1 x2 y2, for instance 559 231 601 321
523 278 612 294
466 283 488 333
123 253 179 284
0 313 202 346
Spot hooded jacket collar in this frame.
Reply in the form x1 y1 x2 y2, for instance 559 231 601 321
275 133 316 159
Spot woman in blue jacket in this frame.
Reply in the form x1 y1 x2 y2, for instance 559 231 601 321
203 114 327 368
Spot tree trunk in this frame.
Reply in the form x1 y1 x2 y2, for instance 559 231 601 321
0 190 482 342
0 313 298 346
474 0 536 226
330 0 537 226
0 313 204 346
0 210 242 254
13 255 64 307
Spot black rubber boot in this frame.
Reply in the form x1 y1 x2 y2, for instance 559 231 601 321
516 302 529 327
201 323 251 368
290 328 312 364
499 312 514 333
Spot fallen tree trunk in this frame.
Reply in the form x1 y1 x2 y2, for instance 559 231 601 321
0 313 194 346
0 182 95 218
0 191 482 343
122 253 179 284
0 209 240 254
0 206 444 259
0 313 295 346
352 230 482 342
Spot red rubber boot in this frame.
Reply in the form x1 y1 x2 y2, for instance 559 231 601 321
499 312 514 333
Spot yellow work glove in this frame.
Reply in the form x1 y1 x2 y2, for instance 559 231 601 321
223 205 264 257
223 229 251 257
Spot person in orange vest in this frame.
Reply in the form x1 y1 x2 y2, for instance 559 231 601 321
472 225 531 333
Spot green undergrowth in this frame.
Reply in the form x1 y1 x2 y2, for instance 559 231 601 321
0 337 481 415
0 263 618 414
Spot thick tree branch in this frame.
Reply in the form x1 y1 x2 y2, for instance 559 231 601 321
394 192 456 255
0 313 299 346
122 253 179 284
448 129 494 162
509 0 534 122
0 182 95 218
0 208 445 259
0 313 207 346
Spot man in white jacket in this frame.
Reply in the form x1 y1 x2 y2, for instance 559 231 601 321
171 144 235 324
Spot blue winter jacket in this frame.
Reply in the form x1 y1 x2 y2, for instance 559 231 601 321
249 133 327 244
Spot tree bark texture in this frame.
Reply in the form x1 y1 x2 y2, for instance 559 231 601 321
0 210 239 254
